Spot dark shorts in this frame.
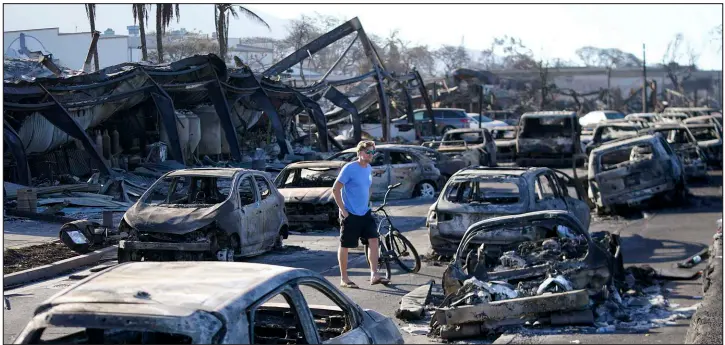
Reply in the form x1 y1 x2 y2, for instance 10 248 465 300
340 210 378 248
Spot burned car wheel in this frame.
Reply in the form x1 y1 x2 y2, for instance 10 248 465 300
415 181 437 199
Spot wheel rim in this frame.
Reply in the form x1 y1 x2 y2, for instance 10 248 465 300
419 183 436 198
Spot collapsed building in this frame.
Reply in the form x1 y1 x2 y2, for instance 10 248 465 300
3 17 436 197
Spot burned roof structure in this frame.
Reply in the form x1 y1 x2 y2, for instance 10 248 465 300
3 17 434 186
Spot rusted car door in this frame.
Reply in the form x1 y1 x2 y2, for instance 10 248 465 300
254 175 280 248
388 150 420 196
237 175 264 251
371 152 390 199
551 170 591 229
532 172 567 213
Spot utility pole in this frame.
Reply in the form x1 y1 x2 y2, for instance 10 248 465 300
478 85 484 129
607 66 612 109
642 43 648 113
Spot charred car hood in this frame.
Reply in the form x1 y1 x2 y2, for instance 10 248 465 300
279 187 334 204
124 201 232 234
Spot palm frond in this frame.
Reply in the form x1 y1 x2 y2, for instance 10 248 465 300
236 6 270 30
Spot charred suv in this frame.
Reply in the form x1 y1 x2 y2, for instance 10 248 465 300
588 134 686 213
427 167 591 256
639 124 708 179
274 161 345 229
516 111 583 167
118 168 289 262
423 128 498 167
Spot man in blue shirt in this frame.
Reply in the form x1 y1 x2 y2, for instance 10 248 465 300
333 140 389 288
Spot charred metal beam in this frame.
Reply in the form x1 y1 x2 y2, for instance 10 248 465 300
357 27 392 142
317 33 359 85
322 86 361 143
263 18 362 77
35 84 113 176
38 54 63 77
82 31 101 72
149 92 185 164
413 68 437 140
249 88 290 157
205 80 243 161
3 120 31 186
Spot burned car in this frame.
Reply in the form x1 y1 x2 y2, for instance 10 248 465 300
117 168 289 262
327 144 445 199
683 114 723 133
585 121 642 156
639 124 708 179
434 211 623 340
14 262 404 344
422 128 498 167
516 111 584 167
427 167 591 256
274 161 345 229
405 145 468 180
685 123 723 167
588 134 687 214
491 126 518 163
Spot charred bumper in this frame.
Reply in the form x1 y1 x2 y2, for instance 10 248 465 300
597 181 674 207
119 240 211 252
285 202 337 224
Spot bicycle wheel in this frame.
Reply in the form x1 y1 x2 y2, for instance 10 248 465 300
388 231 421 273
364 239 391 280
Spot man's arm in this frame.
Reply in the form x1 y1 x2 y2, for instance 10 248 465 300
333 181 348 219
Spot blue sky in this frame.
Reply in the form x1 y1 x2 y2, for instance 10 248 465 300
3 3 723 70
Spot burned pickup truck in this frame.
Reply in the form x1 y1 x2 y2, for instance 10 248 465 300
117 168 289 262
639 124 708 180
274 161 345 229
427 167 591 256
588 134 687 214
433 211 623 340
423 128 498 167
516 111 584 167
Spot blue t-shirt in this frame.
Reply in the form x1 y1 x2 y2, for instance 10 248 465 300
335 161 373 216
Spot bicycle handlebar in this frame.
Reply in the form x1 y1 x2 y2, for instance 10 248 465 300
374 183 402 213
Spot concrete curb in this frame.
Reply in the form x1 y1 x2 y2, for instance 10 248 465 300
4 245 117 288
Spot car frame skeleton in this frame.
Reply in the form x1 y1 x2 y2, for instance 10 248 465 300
433 211 623 340
638 124 708 179
13 262 404 344
422 128 498 168
588 134 687 213
327 144 445 200
516 111 584 167
427 167 591 256
274 160 346 229
117 168 288 262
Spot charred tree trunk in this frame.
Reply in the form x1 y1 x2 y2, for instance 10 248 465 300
137 5 149 61
156 5 164 63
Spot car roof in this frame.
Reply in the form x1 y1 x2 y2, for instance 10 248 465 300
445 128 490 134
451 166 544 178
166 168 252 178
685 114 722 122
521 111 576 118
285 160 347 169
340 144 425 154
39 262 315 315
593 134 657 153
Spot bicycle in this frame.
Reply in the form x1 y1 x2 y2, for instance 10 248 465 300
363 183 422 280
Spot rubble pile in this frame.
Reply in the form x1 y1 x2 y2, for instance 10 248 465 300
4 58 78 81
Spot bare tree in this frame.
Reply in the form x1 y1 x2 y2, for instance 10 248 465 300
215 5 270 63
661 33 699 93
575 46 642 68
477 36 536 70
711 24 722 54
132 4 150 61
282 14 322 84
434 44 470 72
84 4 99 71
155 4 180 63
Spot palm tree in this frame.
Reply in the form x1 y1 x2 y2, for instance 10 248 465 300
214 5 270 63
155 4 180 63
132 4 150 61
84 4 99 71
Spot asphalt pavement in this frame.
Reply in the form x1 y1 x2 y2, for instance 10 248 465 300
3 171 722 344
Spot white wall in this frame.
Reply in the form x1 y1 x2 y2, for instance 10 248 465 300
4 28 130 69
